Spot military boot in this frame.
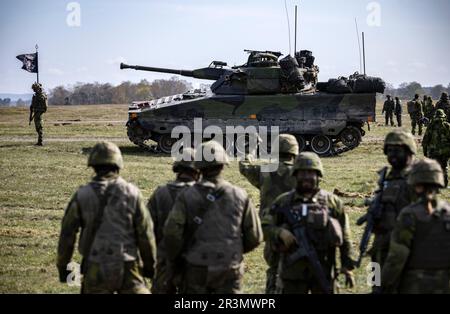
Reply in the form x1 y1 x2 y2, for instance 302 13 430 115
36 135 43 146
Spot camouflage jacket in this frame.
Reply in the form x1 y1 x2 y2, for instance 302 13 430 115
422 117 450 157
163 176 263 267
239 157 296 217
423 99 435 120
381 197 450 293
147 179 195 261
436 99 450 122
262 189 355 280
31 91 48 113
394 101 402 115
57 173 156 276
382 100 395 113
408 100 423 119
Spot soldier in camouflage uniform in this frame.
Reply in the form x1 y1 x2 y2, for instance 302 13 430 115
422 109 450 187
147 148 199 294
262 152 355 294
164 141 263 294
422 95 435 121
57 142 156 294
436 92 450 122
367 130 417 269
382 95 395 127
30 83 48 146
239 134 299 294
394 97 402 127
407 94 424 136
381 159 450 294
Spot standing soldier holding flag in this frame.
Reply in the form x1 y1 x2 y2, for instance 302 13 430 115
16 45 47 146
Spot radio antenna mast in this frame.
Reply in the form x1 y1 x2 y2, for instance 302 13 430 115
284 0 292 55
355 18 362 73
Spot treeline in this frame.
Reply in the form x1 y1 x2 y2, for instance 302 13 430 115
385 82 450 100
48 77 193 106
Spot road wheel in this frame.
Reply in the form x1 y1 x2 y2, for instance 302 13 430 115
295 135 307 153
340 127 362 148
158 134 177 154
310 135 332 156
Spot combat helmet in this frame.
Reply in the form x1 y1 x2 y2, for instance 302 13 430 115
194 140 229 169
408 158 445 188
292 152 324 177
273 134 299 156
441 92 449 101
173 147 197 172
88 141 124 169
32 82 42 91
383 130 417 155
435 109 447 119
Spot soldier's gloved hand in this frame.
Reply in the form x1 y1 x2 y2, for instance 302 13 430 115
341 268 355 289
278 228 297 250
58 266 71 283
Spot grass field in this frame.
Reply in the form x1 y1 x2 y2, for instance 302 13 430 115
0 104 448 294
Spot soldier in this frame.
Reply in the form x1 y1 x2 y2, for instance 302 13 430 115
262 152 355 294
164 141 263 294
382 95 395 127
394 97 402 127
365 130 417 269
380 159 450 294
30 82 48 146
147 148 199 294
436 92 450 122
57 142 156 294
422 109 450 187
407 94 424 136
423 95 435 121
239 134 299 294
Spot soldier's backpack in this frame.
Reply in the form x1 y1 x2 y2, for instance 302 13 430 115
407 101 416 114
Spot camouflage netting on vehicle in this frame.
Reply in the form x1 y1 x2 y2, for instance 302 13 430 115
323 73 386 94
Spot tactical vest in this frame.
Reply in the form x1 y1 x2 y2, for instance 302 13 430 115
282 190 343 252
32 93 48 112
260 162 296 215
183 181 246 267
76 177 141 263
407 201 450 270
376 169 412 233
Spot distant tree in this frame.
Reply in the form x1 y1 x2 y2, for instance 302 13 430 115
16 98 26 106
384 83 396 97
150 77 192 98
0 98 11 106
49 86 71 105
430 84 446 100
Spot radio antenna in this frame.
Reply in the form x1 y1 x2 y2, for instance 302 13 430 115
362 32 366 75
284 0 292 55
294 5 298 54
355 18 362 73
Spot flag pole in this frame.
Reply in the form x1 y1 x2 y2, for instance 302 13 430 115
35 44 39 84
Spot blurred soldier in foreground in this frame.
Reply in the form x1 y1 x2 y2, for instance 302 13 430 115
407 94 424 136
357 130 416 271
436 92 450 122
30 83 48 146
382 95 395 127
164 141 263 294
394 97 402 127
147 148 199 294
423 95 435 121
57 142 156 294
422 109 450 187
239 134 299 293
381 159 450 294
262 152 355 294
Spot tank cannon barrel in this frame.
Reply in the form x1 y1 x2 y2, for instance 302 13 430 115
120 63 194 77
120 62 228 81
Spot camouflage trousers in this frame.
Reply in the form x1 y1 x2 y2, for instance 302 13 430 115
429 154 449 187
384 111 394 126
151 259 177 294
180 263 244 294
81 260 150 294
410 117 423 136
263 242 279 294
396 114 402 127
33 111 44 144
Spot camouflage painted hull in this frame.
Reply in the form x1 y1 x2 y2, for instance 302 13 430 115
126 90 377 156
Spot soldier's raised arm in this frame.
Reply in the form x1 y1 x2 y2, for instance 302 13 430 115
134 191 157 278
56 193 81 282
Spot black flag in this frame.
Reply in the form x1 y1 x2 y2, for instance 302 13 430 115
16 53 38 73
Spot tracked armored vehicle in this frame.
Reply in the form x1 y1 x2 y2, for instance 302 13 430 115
121 50 385 156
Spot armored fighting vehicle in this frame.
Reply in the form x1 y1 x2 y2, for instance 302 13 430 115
120 50 385 156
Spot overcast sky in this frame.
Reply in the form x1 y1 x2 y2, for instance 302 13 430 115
1 0 449 93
